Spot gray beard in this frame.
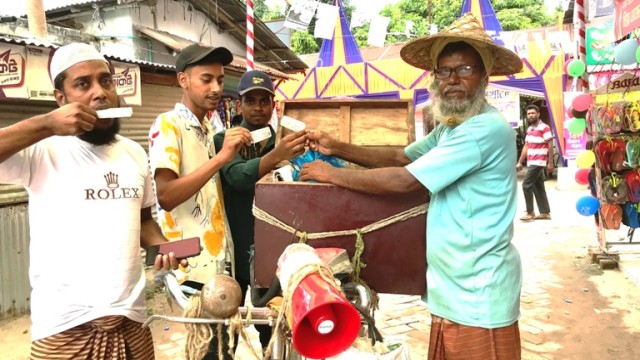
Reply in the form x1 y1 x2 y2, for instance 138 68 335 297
431 79 488 126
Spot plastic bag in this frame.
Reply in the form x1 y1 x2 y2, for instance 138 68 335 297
290 149 347 181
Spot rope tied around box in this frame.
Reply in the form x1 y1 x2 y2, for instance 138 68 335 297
252 202 428 309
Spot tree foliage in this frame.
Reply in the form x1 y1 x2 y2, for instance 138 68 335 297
251 0 557 55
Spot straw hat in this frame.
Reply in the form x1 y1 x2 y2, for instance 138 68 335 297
400 13 523 76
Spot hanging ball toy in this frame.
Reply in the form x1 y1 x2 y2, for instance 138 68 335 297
200 274 242 318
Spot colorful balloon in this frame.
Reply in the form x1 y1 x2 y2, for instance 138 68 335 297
576 195 600 216
572 93 594 112
574 168 590 185
567 59 586 77
571 107 588 119
568 118 587 135
576 150 596 168
614 38 639 65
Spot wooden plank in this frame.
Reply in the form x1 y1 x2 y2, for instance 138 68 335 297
339 105 351 143
278 99 415 148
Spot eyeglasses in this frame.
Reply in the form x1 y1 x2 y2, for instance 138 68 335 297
433 65 477 79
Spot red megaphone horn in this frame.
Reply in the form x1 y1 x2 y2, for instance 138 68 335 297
277 244 360 359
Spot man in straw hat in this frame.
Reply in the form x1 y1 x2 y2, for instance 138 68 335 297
0 42 186 359
299 13 524 359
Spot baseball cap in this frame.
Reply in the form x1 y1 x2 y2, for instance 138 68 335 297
238 70 275 96
49 42 109 82
175 43 233 73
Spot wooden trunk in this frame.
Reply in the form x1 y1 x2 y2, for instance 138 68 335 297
253 180 428 295
277 99 415 148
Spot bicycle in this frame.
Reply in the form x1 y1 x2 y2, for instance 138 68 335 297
144 246 379 360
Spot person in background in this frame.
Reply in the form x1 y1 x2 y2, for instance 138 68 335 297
214 69 307 350
0 42 184 360
517 104 553 221
299 13 523 360
148 43 252 359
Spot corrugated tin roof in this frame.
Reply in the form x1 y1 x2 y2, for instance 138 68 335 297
43 0 102 12
105 54 174 69
0 36 57 48
0 35 292 80
135 25 293 79
38 0 307 74
188 0 307 73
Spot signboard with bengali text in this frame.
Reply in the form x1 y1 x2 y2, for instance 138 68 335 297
614 0 640 40
485 86 520 128
0 43 27 99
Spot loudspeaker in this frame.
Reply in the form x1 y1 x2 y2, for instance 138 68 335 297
290 272 360 359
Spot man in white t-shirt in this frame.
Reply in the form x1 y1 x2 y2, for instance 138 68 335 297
0 43 185 360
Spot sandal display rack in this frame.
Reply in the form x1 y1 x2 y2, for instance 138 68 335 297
589 100 640 267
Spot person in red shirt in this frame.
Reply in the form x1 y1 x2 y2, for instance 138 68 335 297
516 104 554 221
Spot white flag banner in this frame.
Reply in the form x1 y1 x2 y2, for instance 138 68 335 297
367 15 390 47
404 20 414 37
314 3 339 40
284 0 318 31
350 10 369 28
550 30 574 55
497 31 515 53
513 33 529 58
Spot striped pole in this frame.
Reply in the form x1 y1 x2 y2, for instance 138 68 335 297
246 0 255 71
573 0 588 90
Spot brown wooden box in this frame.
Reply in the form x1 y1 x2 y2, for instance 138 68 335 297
277 99 415 148
253 180 428 295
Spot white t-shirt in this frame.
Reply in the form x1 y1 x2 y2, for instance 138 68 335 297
0 135 154 341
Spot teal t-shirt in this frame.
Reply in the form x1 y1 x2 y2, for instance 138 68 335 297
405 105 522 328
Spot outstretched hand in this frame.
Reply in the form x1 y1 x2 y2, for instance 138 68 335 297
44 103 98 136
272 130 307 162
306 129 334 156
218 127 252 162
298 160 335 183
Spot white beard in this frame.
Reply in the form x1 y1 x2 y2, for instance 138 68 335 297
430 78 488 126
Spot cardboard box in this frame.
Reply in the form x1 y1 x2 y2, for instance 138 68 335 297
253 180 428 295
277 99 415 148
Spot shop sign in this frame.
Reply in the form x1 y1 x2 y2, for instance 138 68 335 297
112 61 141 106
614 0 640 40
594 72 640 94
26 46 55 101
485 86 520 128
0 43 27 99
586 20 615 65
563 91 588 158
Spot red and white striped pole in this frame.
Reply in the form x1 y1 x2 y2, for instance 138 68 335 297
574 0 588 90
246 0 255 71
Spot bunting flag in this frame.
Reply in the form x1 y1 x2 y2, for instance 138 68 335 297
459 0 504 44
367 16 390 47
314 3 339 40
316 0 363 67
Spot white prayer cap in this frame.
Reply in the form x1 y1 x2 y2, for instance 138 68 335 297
49 43 109 82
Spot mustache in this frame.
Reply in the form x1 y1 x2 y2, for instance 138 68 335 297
443 85 466 94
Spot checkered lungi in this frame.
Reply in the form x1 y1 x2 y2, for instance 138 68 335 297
30 315 155 360
428 314 521 360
